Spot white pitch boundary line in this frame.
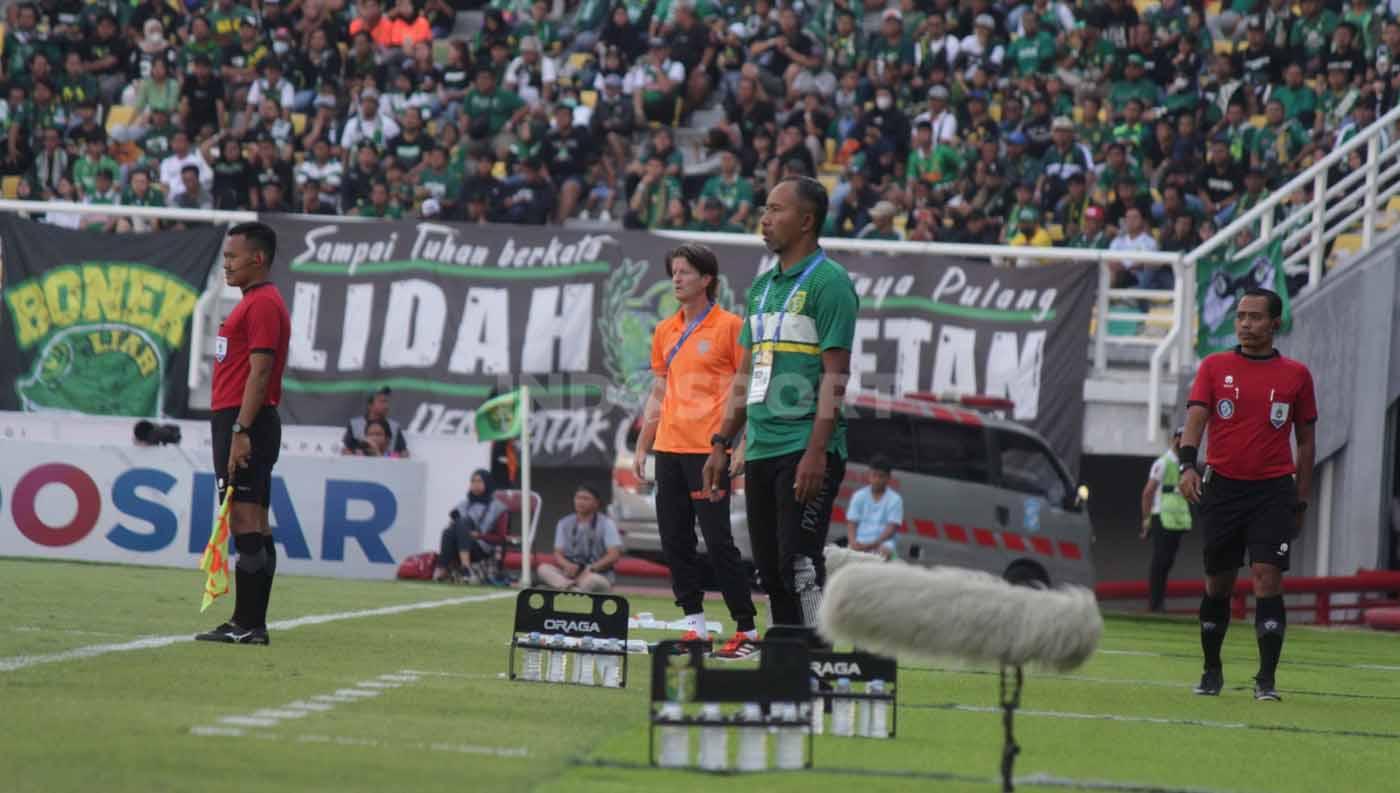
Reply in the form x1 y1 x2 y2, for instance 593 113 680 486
190 729 531 759
0 591 515 673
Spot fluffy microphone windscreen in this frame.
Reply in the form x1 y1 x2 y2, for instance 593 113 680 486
818 563 1102 672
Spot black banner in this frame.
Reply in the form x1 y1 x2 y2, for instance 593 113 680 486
264 218 1096 472
0 215 224 418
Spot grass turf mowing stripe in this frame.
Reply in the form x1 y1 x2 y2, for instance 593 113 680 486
0 590 514 673
189 728 533 759
572 758 1241 793
908 702 1400 741
1100 647 1400 673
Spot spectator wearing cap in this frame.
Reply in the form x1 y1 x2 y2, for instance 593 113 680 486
1002 131 1038 186
858 199 903 240
957 13 1005 80
341 87 401 155
1054 171 1091 230
1239 17 1282 96
699 146 755 229
1109 54 1161 114
181 54 229 137
913 83 958 144
1038 115 1094 210
221 14 270 87
1009 206 1053 249
1317 58 1360 139
498 156 555 225
628 35 685 125
462 67 528 158
626 152 682 229
344 388 410 457
1066 205 1111 248
504 35 559 108
868 7 915 81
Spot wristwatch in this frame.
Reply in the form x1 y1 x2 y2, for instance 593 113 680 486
710 433 733 450
231 422 248 435
1177 461 1196 475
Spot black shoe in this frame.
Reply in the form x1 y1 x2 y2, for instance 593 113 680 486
195 621 240 643
1253 678 1281 702
232 626 270 645
1193 667 1223 696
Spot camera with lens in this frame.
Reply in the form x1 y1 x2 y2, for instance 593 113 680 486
133 420 183 446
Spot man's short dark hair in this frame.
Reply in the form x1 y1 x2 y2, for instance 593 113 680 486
665 243 719 301
868 455 892 474
229 221 278 268
1242 287 1283 319
784 176 828 237
576 484 603 502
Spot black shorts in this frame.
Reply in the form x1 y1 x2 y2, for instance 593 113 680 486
211 406 282 507
1198 471 1297 574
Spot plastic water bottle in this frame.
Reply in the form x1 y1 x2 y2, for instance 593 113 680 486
576 637 596 686
601 640 622 688
832 678 855 736
856 682 872 737
658 703 689 768
774 703 804 769
522 632 543 681
547 635 567 683
736 703 767 771
810 677 824 735
867 679 888 739
697 703 727 770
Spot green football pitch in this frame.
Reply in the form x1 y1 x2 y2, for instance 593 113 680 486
3 558 1398 793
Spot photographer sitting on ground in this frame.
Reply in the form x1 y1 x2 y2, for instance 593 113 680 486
435 469 509 584
537 485 623 593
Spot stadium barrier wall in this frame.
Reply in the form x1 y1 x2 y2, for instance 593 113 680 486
1096 570 1400 626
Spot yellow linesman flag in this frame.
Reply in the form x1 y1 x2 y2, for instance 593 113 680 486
199 487 234 612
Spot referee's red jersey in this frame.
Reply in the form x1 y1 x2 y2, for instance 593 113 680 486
1187 347 1317 480
212 283 291 411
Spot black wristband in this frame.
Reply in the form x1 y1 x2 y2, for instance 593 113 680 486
1178 445 1198 468
1294 501 1309 514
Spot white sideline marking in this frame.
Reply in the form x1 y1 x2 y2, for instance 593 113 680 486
253 709 310 720
190 728 530 759
333 688 381 699
399 669 500 680
1357 664 1400 672
947 704 1248 731
219 716 280 728
190 726 244 737
285 700 335 712
378 673 420 682
356 680 401 689
11 625 128 638
0 591 515 673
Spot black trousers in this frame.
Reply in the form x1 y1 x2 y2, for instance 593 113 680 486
1148 515 1186 612
654 451 756 624
438 518 493 568
744 450 845 627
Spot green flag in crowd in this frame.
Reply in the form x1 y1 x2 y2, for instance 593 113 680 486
474 389 524 441
1196 239 1292 356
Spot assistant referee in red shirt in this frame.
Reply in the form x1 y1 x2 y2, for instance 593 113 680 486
1179 288 1316 701
196 222 292 646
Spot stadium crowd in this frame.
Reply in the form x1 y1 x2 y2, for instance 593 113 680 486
1 0 1397 286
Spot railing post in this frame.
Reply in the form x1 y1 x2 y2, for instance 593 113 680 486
1316 592 1330 626
1364 136 1380 250
1093 257 1111 373
1178 257 1195 373
1309 171 1327 287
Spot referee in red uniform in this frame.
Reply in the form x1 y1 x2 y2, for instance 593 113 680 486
196 222 292 646
1179 288 1316 701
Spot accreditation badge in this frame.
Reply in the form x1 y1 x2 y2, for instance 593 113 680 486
748 362 772 405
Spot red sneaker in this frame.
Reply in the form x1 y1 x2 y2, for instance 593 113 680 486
713 632 760 661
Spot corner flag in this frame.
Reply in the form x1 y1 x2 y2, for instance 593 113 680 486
199 487 234 612
475 389 524 441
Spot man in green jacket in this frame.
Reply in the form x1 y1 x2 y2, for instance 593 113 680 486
1140 426 1195 612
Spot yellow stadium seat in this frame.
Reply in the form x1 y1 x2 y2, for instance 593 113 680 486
1 175 19 199
105 104 136 133
893 213 907 236
580 89 598 108
1213 39 1234 55
426 120 438 136
1072 106 1084 123
1250 114 1268 128
1048 223 1065 242
1133 0 1155 13
567 52 593 72
0 24 6 59
491 161 507 179
818 173 839 194
1333 233 1364 256
291 112 307 136
989 103 1002 122
1386 195 1400 213
1206 0 1222 13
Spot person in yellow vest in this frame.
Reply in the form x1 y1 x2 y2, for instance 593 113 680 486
1140 426 1194 612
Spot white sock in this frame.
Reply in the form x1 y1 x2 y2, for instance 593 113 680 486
685 612 708 638
742 628 758 640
